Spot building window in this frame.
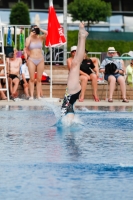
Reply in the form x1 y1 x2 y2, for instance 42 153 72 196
104 0 120 11
121 0 133 11
22 0 31 9
0 0 18 8
53 0 63 9
0 0 31 9
34 0 48 9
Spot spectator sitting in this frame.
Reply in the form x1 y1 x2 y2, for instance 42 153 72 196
99 47 128 103
20 59 30 99
0 67 7 100
126 60 133 85
6 52 22 99
79 49 99 101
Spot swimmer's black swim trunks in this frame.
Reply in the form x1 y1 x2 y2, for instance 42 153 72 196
61 90 81 117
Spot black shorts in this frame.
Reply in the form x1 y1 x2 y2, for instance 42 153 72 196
61 90 81 117
0 79 5 86
20 79 30 87
9 74 19 80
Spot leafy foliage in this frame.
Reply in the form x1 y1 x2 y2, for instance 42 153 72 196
10 2 30 25
67 30 133 55
68 0 111 27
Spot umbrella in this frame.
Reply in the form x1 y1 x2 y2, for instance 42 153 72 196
19 28 24 50
45 1 66 99
7 27 12 46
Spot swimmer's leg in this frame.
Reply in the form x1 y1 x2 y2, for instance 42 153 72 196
67 22 88 95
61 22 88 117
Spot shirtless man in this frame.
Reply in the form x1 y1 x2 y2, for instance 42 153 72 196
6 51 22 99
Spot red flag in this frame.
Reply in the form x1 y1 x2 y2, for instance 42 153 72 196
45 2 66 47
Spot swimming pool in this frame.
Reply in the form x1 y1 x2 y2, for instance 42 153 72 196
0 105 133 200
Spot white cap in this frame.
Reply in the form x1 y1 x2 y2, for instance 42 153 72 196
71 46 77 52
108 47 116 53
128 51 133 57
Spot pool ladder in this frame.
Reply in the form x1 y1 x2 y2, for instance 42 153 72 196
0 26 10 101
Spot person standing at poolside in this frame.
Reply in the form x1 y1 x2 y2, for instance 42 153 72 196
25 25 47 100
61 22 88 119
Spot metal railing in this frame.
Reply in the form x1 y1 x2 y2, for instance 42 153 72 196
1 24 66 65
1 25 133 66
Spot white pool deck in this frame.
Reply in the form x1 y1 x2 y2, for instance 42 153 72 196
0 98 133 107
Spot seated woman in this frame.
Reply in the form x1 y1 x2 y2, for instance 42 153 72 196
126 60 133 85
79 50 99 102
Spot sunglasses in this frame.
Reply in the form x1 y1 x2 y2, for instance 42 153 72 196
71 50 76 53
108 52 115 54
130 63 133 65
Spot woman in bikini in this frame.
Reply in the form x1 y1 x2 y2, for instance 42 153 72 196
61 22 88 120
25 25 47 100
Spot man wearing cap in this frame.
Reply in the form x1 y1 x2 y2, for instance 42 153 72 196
99 47 128 102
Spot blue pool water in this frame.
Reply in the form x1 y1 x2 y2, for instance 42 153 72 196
0 105 133 200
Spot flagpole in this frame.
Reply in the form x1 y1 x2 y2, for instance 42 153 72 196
63 0 67 65
45 1 66 102
49 0 53 99
49 0 52 6
50 46 52 98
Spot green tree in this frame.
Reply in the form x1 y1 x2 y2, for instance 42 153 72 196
68 0 111 29
10 2 30 25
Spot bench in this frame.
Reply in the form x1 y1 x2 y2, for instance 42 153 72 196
17 65 133 100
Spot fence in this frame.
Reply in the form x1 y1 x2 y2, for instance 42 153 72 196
1 24 67 65
1 25 133 66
